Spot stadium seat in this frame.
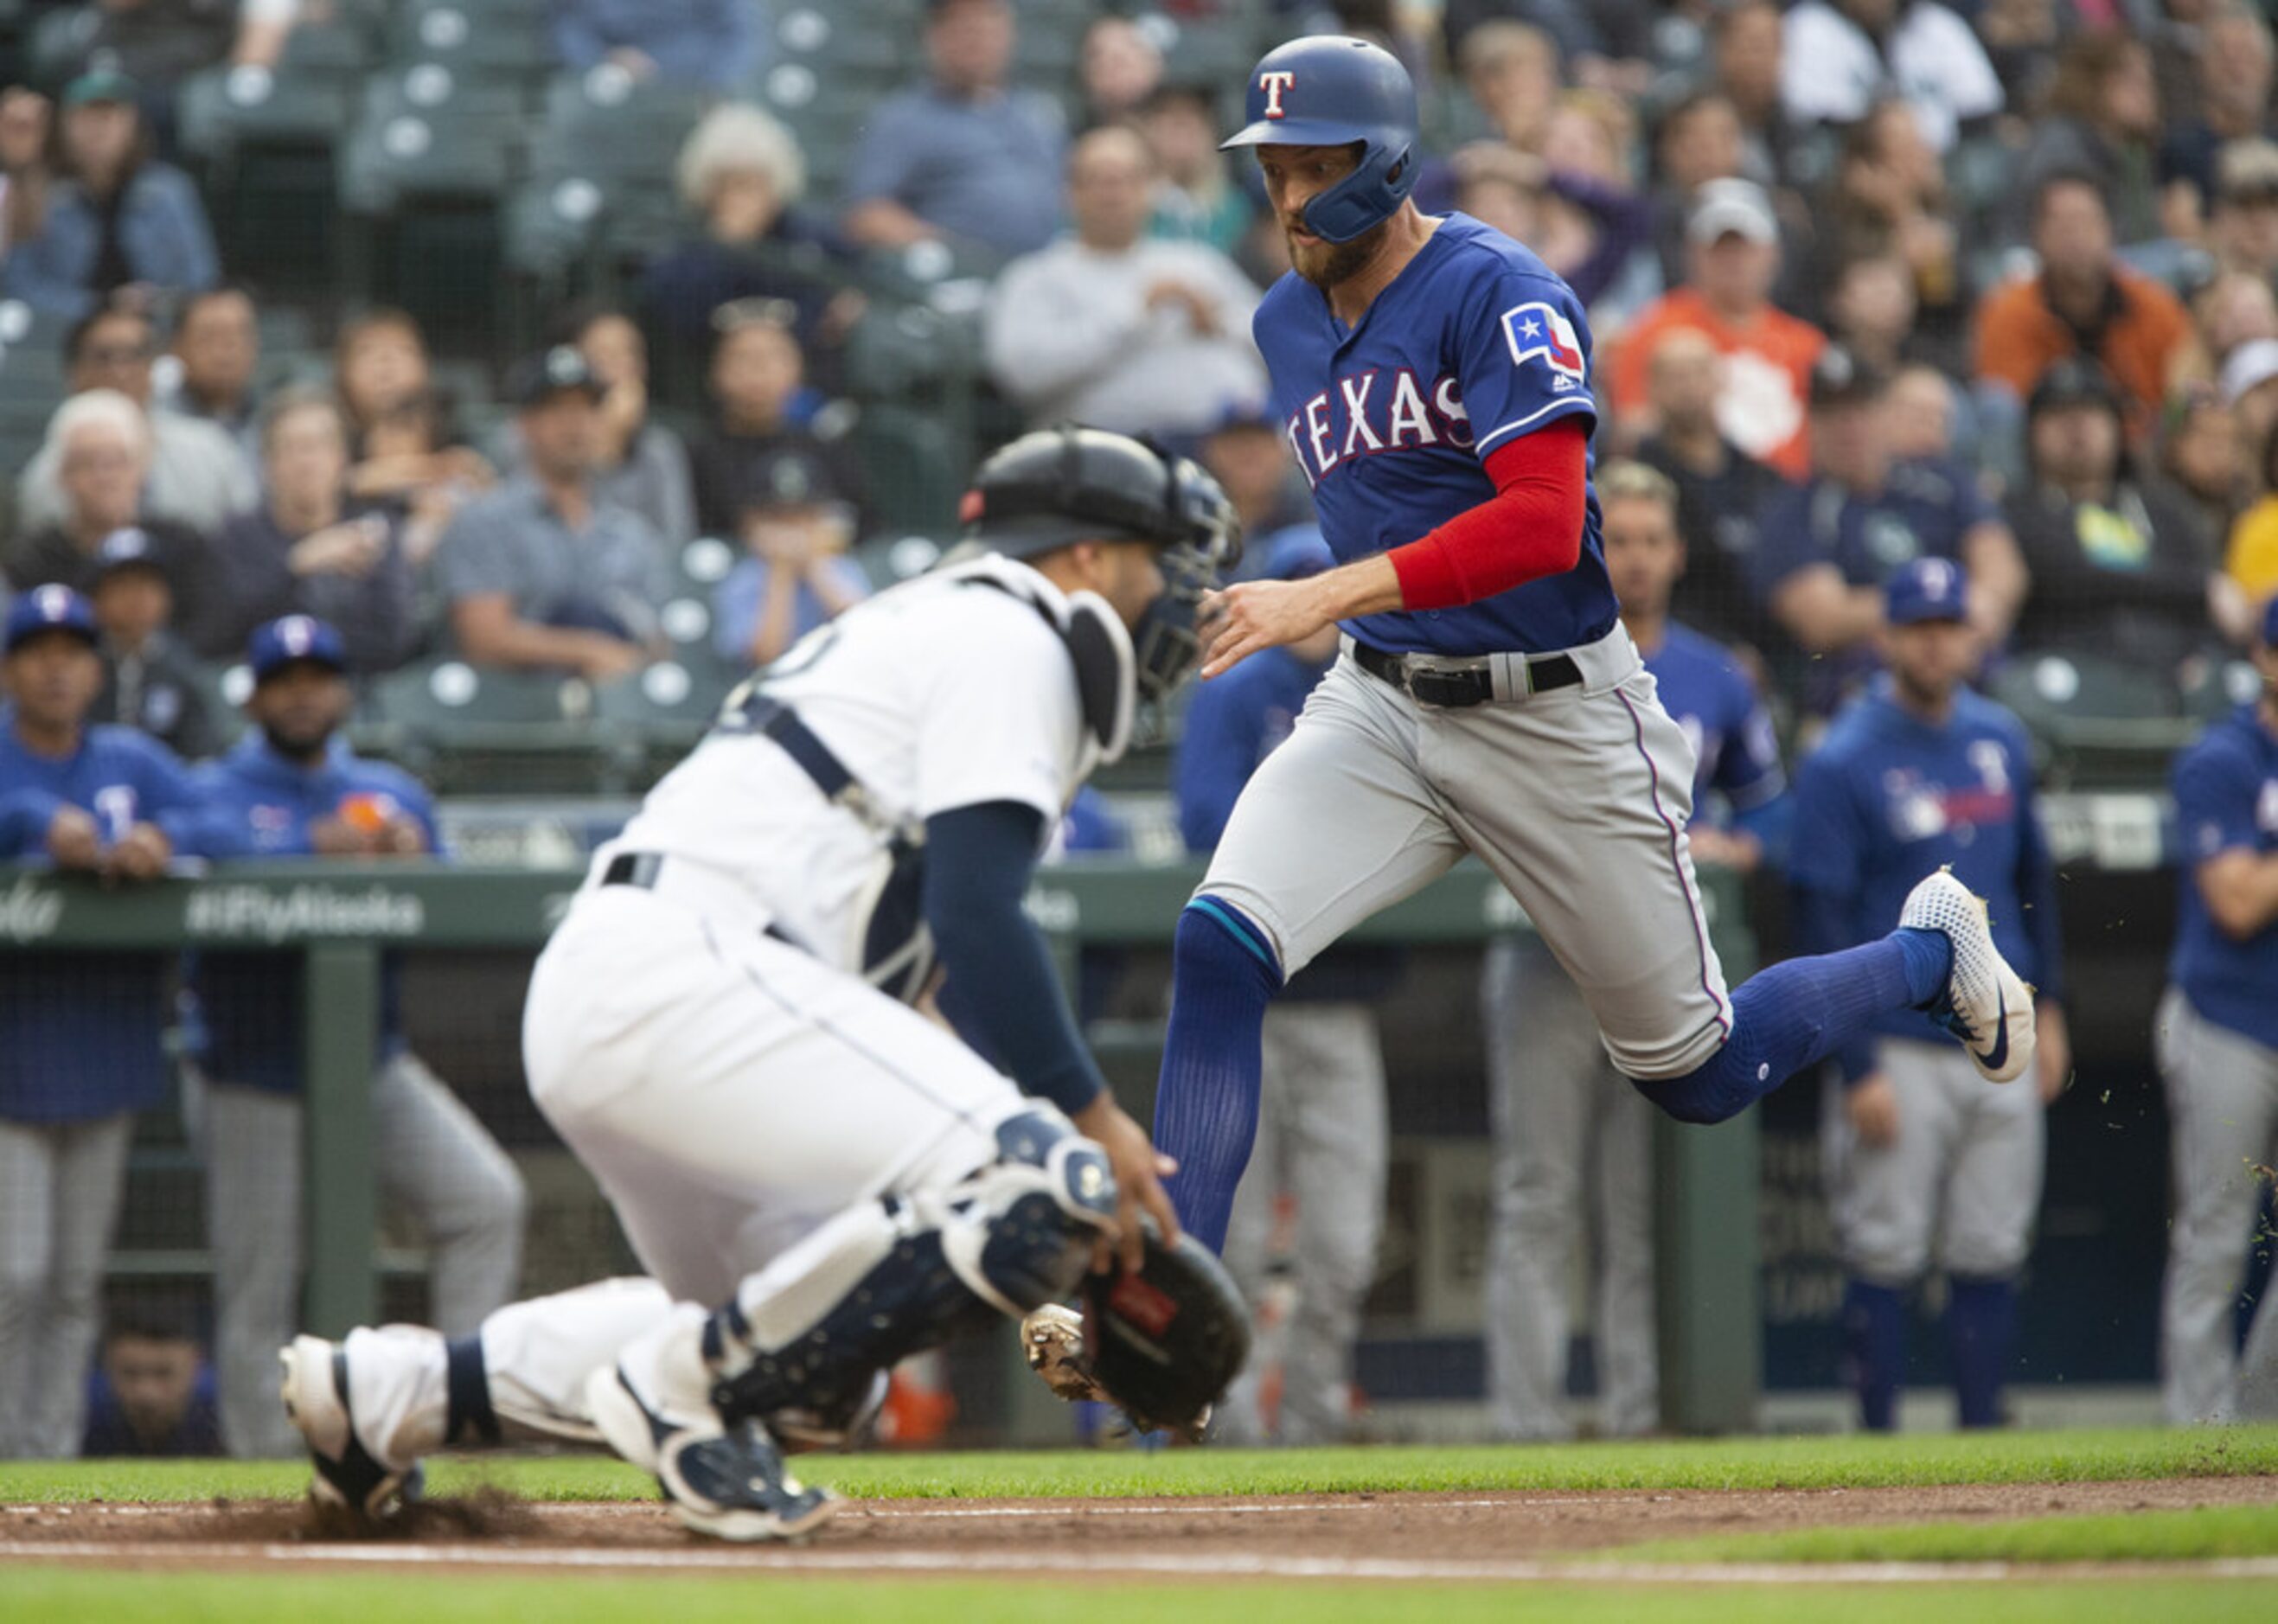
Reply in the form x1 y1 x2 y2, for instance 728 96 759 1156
771 4 915 80
851 403 966 536
387 0 556 86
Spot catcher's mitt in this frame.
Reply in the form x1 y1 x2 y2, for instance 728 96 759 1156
1021 1225 1250 1439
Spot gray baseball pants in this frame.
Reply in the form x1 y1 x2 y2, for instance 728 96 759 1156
1215 1002 1388 1446
188 1052 528 1457
2154 988 2278 1424
1199 633 1730 1082
1481 935 1658 1441
0 1113 132 1457
1819 1037 2044 1286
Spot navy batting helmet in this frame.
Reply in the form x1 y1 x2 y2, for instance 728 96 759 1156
1220 35 1419 244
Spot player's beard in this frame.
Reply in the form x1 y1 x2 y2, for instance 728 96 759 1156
1287 218 1385 291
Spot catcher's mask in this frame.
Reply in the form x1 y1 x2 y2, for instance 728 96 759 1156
956 425 1241 702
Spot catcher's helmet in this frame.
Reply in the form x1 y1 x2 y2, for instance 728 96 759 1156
957 426 1240 701
1220 35 1419 244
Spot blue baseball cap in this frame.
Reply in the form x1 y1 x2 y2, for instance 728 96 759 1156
247 615 348 681
4 585 99 654
1884 557 1970 625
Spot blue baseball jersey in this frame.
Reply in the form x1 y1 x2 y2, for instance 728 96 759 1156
0 716 234 1122
184 735 443 1093
2168 707 2278 1050
1788 682 2062 1074
1641 621 1786 843
1250 212 1617 658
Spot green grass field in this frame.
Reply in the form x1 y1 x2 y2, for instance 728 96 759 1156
4 1424 2275 1505
4 1429 2275 1622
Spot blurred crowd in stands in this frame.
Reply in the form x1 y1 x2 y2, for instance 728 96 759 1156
0 0 2267 760
10 0 2278 1455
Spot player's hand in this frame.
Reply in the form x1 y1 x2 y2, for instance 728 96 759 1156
1846 1073 1899 1148
309 815 380 856
378 815 430 857
104 822 172 882
1070 1091 1181 1276
576 637 649 683
2034 1001 2071 1105
1686 827 1761 874
45 806 102 870
1198 579 1331 679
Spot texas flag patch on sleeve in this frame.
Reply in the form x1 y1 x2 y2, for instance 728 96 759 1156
1501 301 1587 392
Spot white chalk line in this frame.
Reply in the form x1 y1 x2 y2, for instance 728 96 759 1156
1 1494 1673 1522
0 1531 2268 1585
5 1540 2278 1584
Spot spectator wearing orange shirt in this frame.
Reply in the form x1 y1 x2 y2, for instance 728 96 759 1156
1974 173 2192 432
1609 179 1826 481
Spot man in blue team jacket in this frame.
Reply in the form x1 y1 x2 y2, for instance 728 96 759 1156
1789 558 2069 1432
0 585 229 1457
185 616 526 1456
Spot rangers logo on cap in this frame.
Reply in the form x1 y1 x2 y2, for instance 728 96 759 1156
1258 69 1294 118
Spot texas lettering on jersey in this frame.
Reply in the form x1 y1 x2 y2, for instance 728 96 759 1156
1278 296 1590 489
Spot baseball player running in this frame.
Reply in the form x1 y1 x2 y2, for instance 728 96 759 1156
1153 36 2038 1258
1481 460 1788 1441
2158 597 2278 1423
1791 559 2067 1432
278 430 1237 1537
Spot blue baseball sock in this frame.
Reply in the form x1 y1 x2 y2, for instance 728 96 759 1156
1844 1278 1907 1433
1946 1274 2017 1429
1629 931 1953 1124
1151 899 1282 1255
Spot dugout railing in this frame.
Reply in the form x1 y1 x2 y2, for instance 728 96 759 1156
0 860 1762 1437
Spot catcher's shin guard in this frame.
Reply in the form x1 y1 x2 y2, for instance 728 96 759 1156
705 1109 1117 1423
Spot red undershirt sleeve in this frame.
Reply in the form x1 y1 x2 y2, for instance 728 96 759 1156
1384 419 1590 611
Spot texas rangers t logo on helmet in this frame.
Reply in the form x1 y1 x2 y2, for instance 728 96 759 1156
1501 302 1586 389
1258 70 1296 118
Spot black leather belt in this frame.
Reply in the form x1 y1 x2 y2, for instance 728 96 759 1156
1351 640 1581 707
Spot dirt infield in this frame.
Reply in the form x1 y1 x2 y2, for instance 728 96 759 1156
3 1475 2276 1581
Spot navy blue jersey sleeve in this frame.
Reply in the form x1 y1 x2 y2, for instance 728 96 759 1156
1456 266 1599 458
1788 744 1880 1084
1748 483 1820 601
2175 736 2261 865
1715 672 1787 814
124 733 240 860
2010 727 2064 1005
1174 667 1268 854
1785 745 1870 904
0 788 66 857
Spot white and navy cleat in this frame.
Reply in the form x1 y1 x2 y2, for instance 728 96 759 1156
586 1360 839 1544
1899 866 2036 1084
278 1334 423 1520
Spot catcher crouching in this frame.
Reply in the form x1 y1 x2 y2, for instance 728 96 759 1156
277 429 1246 1539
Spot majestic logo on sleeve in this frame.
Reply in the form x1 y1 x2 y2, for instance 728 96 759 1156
1258 71 1296 118
1501 302 1586 392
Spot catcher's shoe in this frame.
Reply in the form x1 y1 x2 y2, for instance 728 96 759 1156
278 1335 424 1519
1900 866 2035 1084
586 1358 838 1544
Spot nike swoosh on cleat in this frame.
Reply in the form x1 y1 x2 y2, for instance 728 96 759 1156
1978 983 2009 1073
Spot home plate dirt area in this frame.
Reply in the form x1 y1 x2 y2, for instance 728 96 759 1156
4 1476 2276 1581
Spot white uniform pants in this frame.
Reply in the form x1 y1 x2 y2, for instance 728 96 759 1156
190 1052 528 1458
2155 988 2278 1423
1819 1037 2044 1287
522 885 1033 1307
1482 937 1658 1441
1199 641 1731 1081
1216 1003 1387 1446
0 1113 132 1457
